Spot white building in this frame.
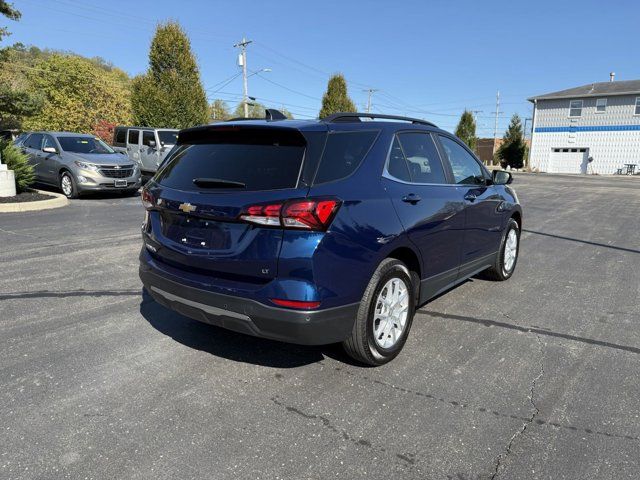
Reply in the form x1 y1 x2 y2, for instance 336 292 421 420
528 76 640 174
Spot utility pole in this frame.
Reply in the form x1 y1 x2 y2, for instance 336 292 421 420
493 90 500 142
363 88 378 113
492 90 502 158
234 37 252 118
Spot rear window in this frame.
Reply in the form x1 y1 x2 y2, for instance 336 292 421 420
313 131 378 184
155 127 306 192
114 128 126 144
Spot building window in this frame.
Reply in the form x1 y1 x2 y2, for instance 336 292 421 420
635 97 640 115
595 98 607 113
569 100 583 117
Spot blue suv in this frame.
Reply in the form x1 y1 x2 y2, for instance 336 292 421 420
139 111 522 365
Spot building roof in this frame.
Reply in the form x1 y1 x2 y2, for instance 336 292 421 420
528 79 640 102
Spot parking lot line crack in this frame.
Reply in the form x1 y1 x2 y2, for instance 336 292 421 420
490 334 545 479
270 396 418 469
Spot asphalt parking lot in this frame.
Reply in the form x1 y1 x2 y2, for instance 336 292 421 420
1 174 639 479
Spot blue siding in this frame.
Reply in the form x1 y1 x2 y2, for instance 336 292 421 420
535 125 640 133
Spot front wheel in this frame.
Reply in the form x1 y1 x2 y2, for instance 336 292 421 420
343 258 416 366
60 171 78 199
483 218 520 281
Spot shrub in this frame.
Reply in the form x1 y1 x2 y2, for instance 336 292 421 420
0 139 34 192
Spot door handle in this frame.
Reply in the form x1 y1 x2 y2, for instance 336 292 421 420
402 193 421 204
464 192 477 202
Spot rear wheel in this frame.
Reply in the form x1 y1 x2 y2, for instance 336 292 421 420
343 258 415 366
483 218 520 281
60 171 78 199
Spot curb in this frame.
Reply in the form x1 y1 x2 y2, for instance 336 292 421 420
0 189 69 213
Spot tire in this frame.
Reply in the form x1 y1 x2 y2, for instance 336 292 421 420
60 171 78 199
343 258 416 366
483 218 520 281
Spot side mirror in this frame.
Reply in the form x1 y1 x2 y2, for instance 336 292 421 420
492 170 513 185
42 146 58 154
148 140 157 149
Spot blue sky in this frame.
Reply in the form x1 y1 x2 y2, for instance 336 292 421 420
3 0 639 135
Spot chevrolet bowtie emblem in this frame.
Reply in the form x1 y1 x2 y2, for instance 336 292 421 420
178 203 196 213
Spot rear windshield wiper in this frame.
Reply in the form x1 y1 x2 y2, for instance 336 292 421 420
193 178 246 189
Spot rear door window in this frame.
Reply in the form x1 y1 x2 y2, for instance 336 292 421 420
128 129 140 145
155 128 306 192
397 132 447 184
313 130 378 185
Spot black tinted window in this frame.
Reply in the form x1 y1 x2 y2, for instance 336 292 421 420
25 133 43 150
398 133 446 184
142 131 155 147
128 129 139 145
115 128 126 144
387 136 411 182
438 136 485 185
156 131 305 192
313 131 378 184
158 130 178 145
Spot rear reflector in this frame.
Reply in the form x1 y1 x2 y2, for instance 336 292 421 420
271 299 321 309
240 198 340 231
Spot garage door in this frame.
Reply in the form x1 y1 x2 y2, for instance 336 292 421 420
548 148 588 174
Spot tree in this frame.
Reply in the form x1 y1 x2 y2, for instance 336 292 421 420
0 1 20 42
455 110 477 152
131 21 209 129
319 74 356 118
93 119 117 143
0 6 43 129
209 99 230 122
0 139 34 192
233 101 265 119
496 114 527 169
21 54 132 133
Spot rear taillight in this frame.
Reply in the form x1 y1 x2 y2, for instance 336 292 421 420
239 198 341 231
141 189 154 210
240 203 282 226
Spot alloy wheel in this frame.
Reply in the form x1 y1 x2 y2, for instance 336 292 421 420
373 278 409 349
504 229 518 272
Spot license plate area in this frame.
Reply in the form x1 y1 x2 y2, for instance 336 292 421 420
160 212 230 249
114 179 127 187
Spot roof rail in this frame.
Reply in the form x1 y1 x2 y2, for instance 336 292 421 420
321 112 437 128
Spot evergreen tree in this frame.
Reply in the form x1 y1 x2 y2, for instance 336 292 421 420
0 139 34 192
319 74 356 118
131 21 209 128
454 110 477 152
209 99 230 122
496 114 527 169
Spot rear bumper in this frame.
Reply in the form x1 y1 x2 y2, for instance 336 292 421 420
139 262 358 345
